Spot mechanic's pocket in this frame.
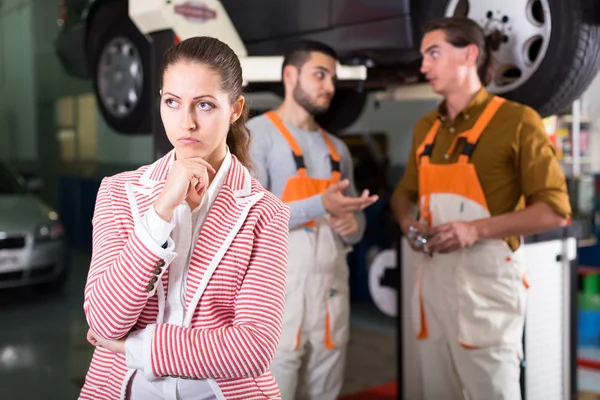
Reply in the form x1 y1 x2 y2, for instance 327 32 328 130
456 242 527 348
324 279 350 349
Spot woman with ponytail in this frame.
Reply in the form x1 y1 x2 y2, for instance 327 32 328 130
79 36 291 400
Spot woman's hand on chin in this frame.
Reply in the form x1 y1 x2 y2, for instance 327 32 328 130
154 157 216 221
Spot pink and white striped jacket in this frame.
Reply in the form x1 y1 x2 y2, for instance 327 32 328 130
79 151 291 400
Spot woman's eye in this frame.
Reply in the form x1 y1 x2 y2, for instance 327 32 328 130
198 102 214 111
165 99 178 107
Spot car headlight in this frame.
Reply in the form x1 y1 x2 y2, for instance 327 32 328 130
35 222 65 243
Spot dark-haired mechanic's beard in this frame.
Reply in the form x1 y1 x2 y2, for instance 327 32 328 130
293 82 331 116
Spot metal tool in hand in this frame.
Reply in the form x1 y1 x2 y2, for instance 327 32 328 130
407 225 432 256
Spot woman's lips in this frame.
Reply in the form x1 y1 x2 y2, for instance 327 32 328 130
179 138 199 144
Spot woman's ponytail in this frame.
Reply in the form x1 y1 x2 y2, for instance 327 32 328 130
226 103 254 172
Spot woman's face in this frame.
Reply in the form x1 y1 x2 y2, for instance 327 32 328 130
160 61 243 162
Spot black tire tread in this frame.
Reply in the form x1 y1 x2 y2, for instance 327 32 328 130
536 2 600 116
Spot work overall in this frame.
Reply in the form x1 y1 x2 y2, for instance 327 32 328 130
412 97 529 400
265 111 351 400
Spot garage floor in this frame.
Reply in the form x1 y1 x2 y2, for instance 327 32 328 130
0 250 597 399
0 250 397 400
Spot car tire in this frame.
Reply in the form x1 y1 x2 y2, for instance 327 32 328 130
316 88 368 134
86 0 153 133
415 0 600 117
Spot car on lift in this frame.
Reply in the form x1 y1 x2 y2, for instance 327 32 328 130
55 0 600 134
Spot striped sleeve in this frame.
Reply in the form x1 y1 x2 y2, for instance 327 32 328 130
146 204 291 380
83 177 177 340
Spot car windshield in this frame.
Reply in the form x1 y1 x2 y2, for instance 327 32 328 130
0 162 27 195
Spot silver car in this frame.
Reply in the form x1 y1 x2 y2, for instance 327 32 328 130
0 162 70 291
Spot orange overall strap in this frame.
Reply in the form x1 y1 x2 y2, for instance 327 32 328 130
415 120 441 167
321 129 342 182
265 111 307 178
415 120 442 227
458 96 506 164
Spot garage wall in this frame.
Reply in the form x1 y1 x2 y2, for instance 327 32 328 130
97 116 154 165
339 96 439 190
0 0 36 161
30 0 92 207
344 96 439 166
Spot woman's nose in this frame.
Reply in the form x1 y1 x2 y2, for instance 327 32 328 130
181 112 197 131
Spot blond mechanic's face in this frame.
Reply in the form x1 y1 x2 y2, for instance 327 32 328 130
291 52 337 116
420 29 475 95
160 61 243 161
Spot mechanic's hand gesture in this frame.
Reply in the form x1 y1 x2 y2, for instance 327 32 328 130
322 179 378 216
154 157 216 221
330 212 359 237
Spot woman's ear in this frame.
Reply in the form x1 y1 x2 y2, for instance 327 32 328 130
231 95 245 124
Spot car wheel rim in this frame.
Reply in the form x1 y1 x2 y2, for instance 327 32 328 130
97 37 143 118
445 0 551 94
